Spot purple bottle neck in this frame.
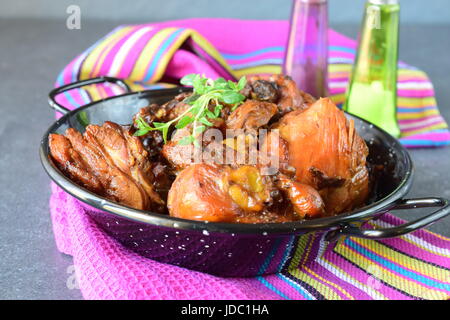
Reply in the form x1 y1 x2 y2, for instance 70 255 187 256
283 0 329 98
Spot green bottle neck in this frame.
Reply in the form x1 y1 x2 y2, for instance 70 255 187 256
352 1 400 88
344 1 401 138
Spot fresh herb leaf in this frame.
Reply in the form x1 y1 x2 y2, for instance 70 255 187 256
237 76 247 90
221 91 245 104
134 129 149 137
152 122 166 129
183 93 200 104
214 105 222 117
175 116 194 129
180 73 197 86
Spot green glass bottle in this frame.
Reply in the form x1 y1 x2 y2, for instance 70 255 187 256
344 0 401 137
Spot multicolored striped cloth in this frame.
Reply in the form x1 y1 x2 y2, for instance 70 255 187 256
51 19 450 300
55 18 450 147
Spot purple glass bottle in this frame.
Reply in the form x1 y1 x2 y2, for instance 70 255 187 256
283 0 329 98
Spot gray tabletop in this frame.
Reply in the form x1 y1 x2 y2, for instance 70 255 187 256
0 19 449 300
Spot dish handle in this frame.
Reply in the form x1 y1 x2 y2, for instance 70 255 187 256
326 197 450 241
48 77 131 115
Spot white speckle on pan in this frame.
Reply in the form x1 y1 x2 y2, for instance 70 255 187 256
202 230 210 236
173 223 180 228
204 245 209 248
262 232 268 236
138 228 143 232
200 239 205 243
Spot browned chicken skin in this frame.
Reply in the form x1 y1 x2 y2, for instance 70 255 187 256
276 98 369 215
244 74 316 117
276 175 325 219
49 123 163 211
48 133 103 194
167 164 241 222
269 74 316 115
226 100 278 130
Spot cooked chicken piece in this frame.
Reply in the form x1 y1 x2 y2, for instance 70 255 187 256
162 117 226 171
49 122 164 211
167 164 295 223
86 122 163 206
276 97 369 214
243 75 315 117
64 127 151 210
268 74 316 115
258 130 294 176
160 92 192 121
167 164 241 222
226 100 278 130
250 80 279 103
49 133 103 194
276 175 325 218
161 127 198 171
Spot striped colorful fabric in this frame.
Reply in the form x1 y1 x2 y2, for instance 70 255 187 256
55 18 450 148
271 214 450 300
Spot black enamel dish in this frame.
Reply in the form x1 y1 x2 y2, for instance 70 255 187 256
40 77 450 277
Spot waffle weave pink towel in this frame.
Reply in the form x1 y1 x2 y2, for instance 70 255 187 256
50 183 283 300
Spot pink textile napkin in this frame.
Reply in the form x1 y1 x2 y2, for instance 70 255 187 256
50 183 281 300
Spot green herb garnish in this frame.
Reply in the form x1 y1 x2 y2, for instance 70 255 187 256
134 74 247 147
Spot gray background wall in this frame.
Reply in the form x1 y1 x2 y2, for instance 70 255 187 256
1 0 450 24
